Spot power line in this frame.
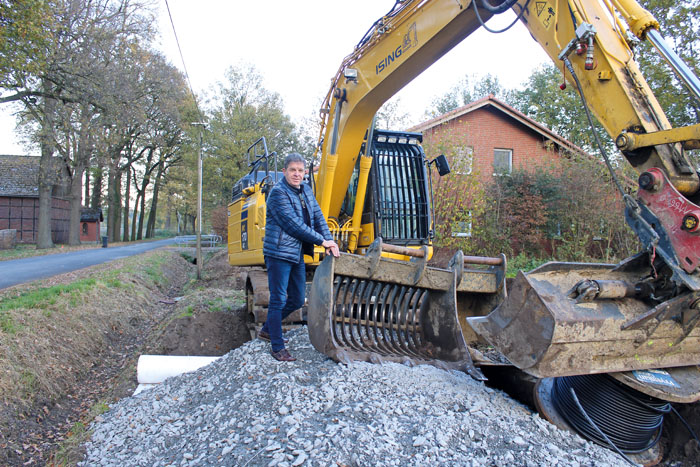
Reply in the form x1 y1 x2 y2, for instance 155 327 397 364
163 0 204 121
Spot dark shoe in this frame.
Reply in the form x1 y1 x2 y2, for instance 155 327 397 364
258 330 289 343
271 348 296 362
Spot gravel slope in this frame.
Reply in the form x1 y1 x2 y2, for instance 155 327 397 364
81 328 626 466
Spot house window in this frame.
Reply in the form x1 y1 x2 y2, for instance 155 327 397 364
493 148 512 175
82 222 88 235
453 146 473 175
452 212 472 238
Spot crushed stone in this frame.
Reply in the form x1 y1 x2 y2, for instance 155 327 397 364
81 327 627 466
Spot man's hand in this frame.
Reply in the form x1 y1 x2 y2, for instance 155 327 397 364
321 240 340 258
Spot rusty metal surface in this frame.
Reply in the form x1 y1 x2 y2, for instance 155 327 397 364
467 263 700 378
308 253 485 380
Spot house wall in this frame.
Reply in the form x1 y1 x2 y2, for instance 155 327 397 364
422 107 562 184
0 196 70 244
80 220 100 242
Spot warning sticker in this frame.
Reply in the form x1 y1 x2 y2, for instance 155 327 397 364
534 1 555 30
535 1 546 15
632 369 680 388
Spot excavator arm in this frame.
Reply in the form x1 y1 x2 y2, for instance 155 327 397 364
517 0 699 195
468 0 700 384
314 0 494 220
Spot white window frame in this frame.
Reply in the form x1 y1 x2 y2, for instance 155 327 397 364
453 146 473 175
493 148 513 175
451 212 473 238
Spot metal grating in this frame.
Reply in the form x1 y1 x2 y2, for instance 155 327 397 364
331 275 433 360
371 140 430 243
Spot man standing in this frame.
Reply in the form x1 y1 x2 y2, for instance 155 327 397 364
260 153 340 361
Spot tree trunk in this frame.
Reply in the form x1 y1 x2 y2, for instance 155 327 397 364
131 191 139 242
135 148 154 240
91 166 102 209
122 165 131 242
146 162 164 238
106 166 116 242
84 170 90 204
106 161 123 242
164 192 172 232
36 90 57 249
68 108 92 246
67 163 85 245
36 176 54 248
137 185 147 240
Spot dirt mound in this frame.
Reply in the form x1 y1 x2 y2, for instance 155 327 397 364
145 249 252 358
189 247 247 289
154 309 251 356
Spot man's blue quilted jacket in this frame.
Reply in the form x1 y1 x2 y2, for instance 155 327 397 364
263 177 333 263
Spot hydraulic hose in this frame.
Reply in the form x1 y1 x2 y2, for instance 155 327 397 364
479 0 519 14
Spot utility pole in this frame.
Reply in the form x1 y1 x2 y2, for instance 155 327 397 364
192 122 207 279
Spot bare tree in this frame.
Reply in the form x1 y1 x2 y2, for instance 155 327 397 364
10 0 156 247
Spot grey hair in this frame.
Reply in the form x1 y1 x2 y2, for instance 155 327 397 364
284 152 306 169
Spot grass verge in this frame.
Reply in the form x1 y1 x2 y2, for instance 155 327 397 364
0 250 190 417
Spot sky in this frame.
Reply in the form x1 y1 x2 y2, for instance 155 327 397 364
0 0 551 155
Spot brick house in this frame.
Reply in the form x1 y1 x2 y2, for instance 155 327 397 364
0 155 71 244
80 207 103 242
409 95 591 237
410 94 585 184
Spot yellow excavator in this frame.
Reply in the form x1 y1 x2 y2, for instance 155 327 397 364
229 0 699 459
300 0 699 460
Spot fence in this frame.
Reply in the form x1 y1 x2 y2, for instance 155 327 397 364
174 234 222 247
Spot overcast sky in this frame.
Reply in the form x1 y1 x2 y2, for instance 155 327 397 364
0 0 551 155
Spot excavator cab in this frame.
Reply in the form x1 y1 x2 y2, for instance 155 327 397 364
332 129 435 253
227 137 281 267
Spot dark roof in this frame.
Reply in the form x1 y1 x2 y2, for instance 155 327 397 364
81 207 103 222
0 154 72 198
409 94 588 156
0 155 41 197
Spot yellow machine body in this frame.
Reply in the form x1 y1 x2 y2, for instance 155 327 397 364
303 0 700 402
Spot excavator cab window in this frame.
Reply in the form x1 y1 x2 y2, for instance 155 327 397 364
338 130 432 245
370 130 431 244
339 159 361 223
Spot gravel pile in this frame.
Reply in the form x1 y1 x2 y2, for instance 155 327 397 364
81 328 626 466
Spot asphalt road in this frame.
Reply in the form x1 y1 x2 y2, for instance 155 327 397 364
0 238 178 290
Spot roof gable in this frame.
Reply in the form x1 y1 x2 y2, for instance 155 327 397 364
81 207 103 222
409 95 586 155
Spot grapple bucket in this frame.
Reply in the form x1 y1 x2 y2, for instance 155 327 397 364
308 242 484 380
467 261 700 379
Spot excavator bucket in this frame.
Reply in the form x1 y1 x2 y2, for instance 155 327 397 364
307 241 485 380
467 260 700 378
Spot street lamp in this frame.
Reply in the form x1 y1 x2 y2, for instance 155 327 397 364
191 122 207 279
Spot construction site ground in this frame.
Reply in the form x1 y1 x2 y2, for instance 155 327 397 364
0 247 698 465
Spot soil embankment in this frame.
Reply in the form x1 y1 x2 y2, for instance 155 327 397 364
0 248 250 465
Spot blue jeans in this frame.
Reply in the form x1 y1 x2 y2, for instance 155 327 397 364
262 256 306 352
